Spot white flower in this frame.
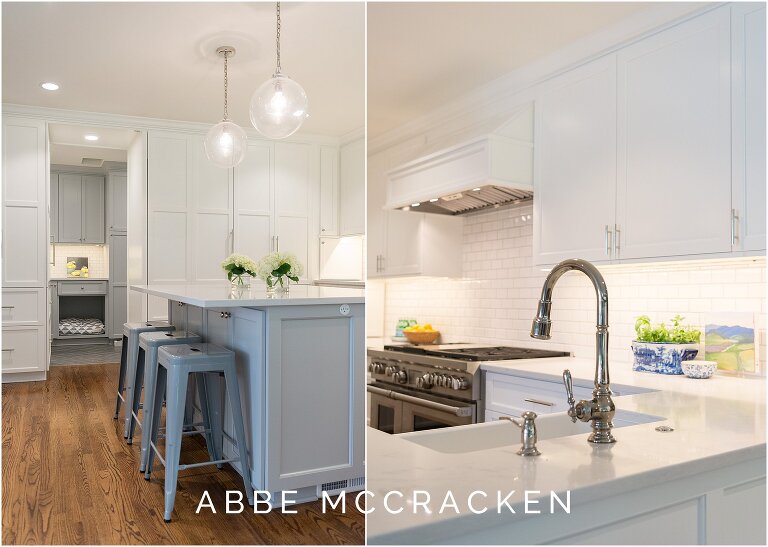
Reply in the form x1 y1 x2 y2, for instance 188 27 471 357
221 253 258 276
256 252 304 282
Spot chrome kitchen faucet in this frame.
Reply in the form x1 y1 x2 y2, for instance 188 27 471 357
530 258 616 444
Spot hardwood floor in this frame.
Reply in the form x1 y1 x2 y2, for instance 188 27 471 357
2 364 365 545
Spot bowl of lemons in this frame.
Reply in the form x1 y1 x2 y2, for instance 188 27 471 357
403 324 440 345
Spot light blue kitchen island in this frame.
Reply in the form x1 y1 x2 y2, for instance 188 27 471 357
130 283 366 504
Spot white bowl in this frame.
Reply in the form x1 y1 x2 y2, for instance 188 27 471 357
681 360 717 379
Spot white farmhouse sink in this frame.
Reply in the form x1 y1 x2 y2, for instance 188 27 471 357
400 410 665 454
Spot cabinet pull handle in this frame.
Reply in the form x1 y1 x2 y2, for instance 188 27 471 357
275 235 279 252
731 209 739 245
614 224 621 258
220 311 231 319
604 225 613 258
2 348 15 352
380 255 385 272
2 305 15 309
524 398 555 407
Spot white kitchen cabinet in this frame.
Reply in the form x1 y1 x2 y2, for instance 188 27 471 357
2 115 48 381
339 136 364 236
376 211 462 277
2 117 48 288
616 6 732 260
533 54 618 265
732 3 766 253
319 145 339 237
189 135 233 282
233 141 273 261
147 131 189 320
108 234 127 338
274 142 315 281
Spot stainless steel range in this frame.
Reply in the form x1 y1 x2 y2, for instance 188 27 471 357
367 344 570 434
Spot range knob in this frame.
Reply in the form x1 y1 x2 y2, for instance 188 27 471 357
372 362 385 375
416 373 434 389
392 370 408 384
451 377 470 390
385 365 398 376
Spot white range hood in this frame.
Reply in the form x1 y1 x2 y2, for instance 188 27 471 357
385 105 534 215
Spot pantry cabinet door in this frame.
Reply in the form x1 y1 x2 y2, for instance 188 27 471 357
233 141 273 262
533 54 618 265
274 142 312 280
188 136 233 282
82 175 105 244
616 6 732 259
732 3 766 252
57 174 83 243
339 137 365 236
2 117 47 288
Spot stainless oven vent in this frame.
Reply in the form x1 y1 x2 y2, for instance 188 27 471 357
408 185 533 215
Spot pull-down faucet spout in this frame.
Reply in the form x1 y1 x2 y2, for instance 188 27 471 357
531 258 616 444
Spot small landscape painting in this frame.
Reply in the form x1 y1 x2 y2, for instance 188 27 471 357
705 313 757 374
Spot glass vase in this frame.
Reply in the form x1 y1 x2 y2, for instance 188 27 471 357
230 274 251 288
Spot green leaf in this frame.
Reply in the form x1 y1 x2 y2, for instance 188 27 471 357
287 275 299 283
272 262 291 276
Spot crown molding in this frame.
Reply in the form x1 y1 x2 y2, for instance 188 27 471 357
339 126 365 146
368 2 720 156
2 103 342 146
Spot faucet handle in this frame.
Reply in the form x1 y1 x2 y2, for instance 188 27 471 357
562 369 577 423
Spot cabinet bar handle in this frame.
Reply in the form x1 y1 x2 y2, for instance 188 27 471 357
2 305 15 309
731 209 739 245
524 398 555 407
275 235 279 252
2 348 15 352
614 224 621 258
604 225 613 258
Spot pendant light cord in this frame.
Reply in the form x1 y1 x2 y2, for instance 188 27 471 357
275 2 281 75
223 50 229 120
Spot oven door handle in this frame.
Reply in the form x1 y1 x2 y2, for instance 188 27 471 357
367 385 473 417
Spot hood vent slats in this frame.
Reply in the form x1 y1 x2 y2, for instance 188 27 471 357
412 185 533 215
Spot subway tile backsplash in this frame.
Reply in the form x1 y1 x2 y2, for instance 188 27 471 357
49 244 109 278
372 204 767 370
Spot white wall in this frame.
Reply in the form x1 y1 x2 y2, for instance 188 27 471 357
369 204 767 370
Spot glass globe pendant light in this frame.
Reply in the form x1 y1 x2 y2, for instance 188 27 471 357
205 46 247 168
249 2 309 139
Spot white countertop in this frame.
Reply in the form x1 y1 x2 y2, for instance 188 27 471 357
130 283 364 308
367 355 767 543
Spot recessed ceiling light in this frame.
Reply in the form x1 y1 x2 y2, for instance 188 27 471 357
41 82 59 91
84 134 99 141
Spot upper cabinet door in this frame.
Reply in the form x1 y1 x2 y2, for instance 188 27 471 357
107 171 128 233
616 7 732 260
57 173 83 243
533 54 618 265
234 141 273 262
319 146 339 236
732 3 766 252
2 117 47 288
81 175 105 243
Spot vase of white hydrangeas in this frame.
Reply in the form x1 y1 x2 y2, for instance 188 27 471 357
256 252 303 295
221 253 258 288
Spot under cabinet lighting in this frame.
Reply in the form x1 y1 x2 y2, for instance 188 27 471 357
41 82 59 91
472 187 481 191
84 135 99 141
429 198 439 202
402 206 411 211
411 203 421 207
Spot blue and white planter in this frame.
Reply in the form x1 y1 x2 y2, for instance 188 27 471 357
631 341 699 375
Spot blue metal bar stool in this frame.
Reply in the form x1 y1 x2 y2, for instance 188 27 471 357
114 321 174 424
128 330 202 448
144 343 254 522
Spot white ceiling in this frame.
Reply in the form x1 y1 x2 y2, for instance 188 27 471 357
49 123 136 165
367 2 653 138
2 2 364 137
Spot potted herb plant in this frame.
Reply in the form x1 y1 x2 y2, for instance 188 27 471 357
632 315 701 375
256 252 303 294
